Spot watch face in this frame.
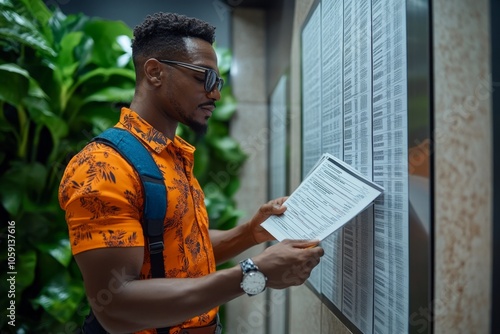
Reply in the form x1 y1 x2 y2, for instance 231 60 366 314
242 271 266 295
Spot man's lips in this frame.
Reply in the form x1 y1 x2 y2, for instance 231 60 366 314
199 103 216 114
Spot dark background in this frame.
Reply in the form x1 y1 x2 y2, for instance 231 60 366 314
44 0 233 48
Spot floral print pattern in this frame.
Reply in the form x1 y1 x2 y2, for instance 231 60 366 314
59 108 217 333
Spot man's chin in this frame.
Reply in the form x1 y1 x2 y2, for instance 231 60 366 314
188 121 208 136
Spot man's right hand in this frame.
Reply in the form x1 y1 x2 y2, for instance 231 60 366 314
252 239 324 289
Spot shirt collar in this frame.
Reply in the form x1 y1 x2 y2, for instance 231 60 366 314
118 107 195 154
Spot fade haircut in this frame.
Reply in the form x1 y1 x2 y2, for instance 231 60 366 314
131 12 216 63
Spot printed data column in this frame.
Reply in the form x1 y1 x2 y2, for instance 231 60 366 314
301 3 322 293
371 0 409 333
320 0 344 309
342 0 374 333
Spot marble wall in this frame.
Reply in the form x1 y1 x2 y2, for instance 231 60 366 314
432 0 492 332
225 8 269 334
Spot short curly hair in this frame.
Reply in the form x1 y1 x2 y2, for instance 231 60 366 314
131 12 216 61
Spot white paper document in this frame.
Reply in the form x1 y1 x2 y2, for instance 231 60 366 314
262 153 384 241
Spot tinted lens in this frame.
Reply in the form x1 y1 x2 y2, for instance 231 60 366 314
205 70 216 92
217 78 224 91
205 70 223 92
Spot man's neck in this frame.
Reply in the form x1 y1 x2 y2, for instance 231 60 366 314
129 101 178 140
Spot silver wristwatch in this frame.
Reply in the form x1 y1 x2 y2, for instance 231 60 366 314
239 258 267 296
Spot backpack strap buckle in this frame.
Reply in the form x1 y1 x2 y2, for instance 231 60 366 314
149 241 164 254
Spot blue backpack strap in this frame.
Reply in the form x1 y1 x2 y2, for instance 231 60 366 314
91 127 170 334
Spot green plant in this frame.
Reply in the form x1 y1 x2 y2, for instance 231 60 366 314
0 0 245 332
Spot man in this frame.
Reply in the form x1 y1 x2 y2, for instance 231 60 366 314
59 12 324 334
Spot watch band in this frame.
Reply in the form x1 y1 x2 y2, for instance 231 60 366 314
239 258 258 274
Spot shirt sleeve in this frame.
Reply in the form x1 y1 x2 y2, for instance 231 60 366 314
59 142 145 255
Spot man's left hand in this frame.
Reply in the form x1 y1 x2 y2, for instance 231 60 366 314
247 196 288 244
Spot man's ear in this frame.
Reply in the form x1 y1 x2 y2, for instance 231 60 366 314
143 59 163 86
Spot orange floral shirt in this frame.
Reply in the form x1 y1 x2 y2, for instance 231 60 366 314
59 107 217 333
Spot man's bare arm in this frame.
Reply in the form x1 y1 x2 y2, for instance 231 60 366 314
75 238 323 333
210 197 288 264
75 246 243 333
209 224 255 264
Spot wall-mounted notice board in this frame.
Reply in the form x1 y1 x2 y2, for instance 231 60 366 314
300 0 433 333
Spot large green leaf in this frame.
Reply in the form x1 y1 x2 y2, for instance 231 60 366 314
0 185 22 216
0 101 10 130
83 19 133 67
16 250 37 297
57 31 84 77
204 187 243 230
83 87 135 104
31 272 86 323
18 0 51 24
217 206 245 230
0 0 14 7
0 8 56 57
70 67 136 97
78 105 121 133
209 137 245 158
0 63 30 106
214 92 237 121
36 233 72 268
23 83 69 144
216 47 232 74
193 141 210 181
51 31 84 110
206 120 228 137
225 177 242 197
18 0 53 44
48 11 88 48
0 162 48 215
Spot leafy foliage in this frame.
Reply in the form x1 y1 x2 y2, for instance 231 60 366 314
0 0 245 331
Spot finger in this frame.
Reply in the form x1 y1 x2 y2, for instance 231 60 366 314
267 196 288 208
273 196 288 206
315 246 325 257
283 239 321 248
260 202 287 215
271 203 287 213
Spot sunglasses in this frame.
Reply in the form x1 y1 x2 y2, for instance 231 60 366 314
158 59 224 93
